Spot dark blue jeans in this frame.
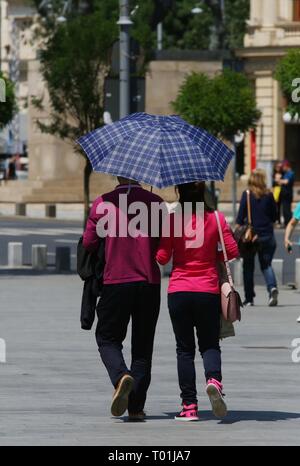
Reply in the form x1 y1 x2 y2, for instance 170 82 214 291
243 235 277 302
168 292 221 405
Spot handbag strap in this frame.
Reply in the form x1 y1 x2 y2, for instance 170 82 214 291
214 211 234 288
246 190 252 226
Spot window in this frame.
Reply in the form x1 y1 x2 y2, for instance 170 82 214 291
294 0 300 21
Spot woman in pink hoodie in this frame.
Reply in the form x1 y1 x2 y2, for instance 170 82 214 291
156 182 239 421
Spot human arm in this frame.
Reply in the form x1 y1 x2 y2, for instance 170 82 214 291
284 218 298 251
268 192 278 223
83 197 103 253
156 213 174 265
235 191 247 229
218 213 240 262
279 172 295 186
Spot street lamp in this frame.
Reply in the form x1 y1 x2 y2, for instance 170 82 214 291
191 7 203 14
117 0 133 119
283 112 300 124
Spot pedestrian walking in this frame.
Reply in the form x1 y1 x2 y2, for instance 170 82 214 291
279 161 295 227
236 169 278 307
272 162 283 226
284 202 300 323
156 182 239 421
78 113 234 421
83 177 163 421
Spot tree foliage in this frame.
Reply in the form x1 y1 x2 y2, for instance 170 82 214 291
35 11 117 139
275 49 300 117
0 72 16 129
31 8 118 222
32 0 250 56
173 69 260 140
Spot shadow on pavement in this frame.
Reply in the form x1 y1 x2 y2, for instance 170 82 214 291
119 411 300 423
161 410 300 424
0 268 77 277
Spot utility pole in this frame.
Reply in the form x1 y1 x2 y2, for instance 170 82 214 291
117 0 132 119
157 22 163 51
9 18 21 154
0 1 2 69
232 139 237 225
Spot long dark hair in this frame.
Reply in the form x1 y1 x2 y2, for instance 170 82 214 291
176 182 214 213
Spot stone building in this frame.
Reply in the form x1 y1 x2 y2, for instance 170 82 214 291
237 0 300 184
146 0 300 193
0 0 299 210
0 0 112 206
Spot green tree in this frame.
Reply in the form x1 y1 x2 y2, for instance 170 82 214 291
162 0 250 51
32 10 118 223
224 0 250 50
173 69 260 140
275 49 300 118
0 72 16 129
162 1 213 50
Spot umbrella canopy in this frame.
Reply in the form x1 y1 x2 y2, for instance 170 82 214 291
77 113 234 189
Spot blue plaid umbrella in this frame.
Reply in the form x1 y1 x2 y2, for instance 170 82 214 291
77 113 234 189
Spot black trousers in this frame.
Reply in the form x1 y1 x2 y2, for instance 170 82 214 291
96 282 160 413
282 197 293 227
168 292 221 405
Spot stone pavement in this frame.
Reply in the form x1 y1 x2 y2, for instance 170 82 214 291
0 274 300 446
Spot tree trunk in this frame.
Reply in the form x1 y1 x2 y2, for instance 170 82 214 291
83 158 92 228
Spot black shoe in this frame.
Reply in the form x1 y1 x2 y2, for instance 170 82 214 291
128 411 146 422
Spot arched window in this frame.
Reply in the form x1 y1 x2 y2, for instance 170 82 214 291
294 0 300 21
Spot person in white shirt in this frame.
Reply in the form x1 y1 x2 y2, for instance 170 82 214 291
285 202 300 323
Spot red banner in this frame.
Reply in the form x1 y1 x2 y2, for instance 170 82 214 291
250 130 256 171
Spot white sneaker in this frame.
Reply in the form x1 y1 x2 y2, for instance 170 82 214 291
297 316 300 323
268 288 278 307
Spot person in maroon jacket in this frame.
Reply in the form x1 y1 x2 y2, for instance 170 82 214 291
83 177 164 421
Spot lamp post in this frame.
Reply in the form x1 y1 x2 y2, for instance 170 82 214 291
117 0 132 119
157 22 163 51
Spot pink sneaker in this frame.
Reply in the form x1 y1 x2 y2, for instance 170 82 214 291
206 379 227 418
174 403 199 422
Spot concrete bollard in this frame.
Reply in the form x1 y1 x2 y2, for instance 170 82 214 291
56 247 71 273
295 259 300 289
272 259 283 287
232 259 243 286
32 245 48 271
8 242 23 267
45 204 56 218
15 203 26 216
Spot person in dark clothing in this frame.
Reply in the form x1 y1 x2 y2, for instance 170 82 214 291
272 162 283 226
278 161 295 227
83 177 163 421
236 169 278 307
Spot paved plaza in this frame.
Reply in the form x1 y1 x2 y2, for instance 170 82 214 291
0 274 300 446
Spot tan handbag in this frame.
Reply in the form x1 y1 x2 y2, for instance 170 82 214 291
215 211 242 323
234 190 258 247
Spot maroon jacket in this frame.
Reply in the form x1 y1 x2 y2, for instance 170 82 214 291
83 184 163 285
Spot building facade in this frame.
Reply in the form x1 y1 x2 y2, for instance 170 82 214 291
0 0 35 156
0 0 113 204
0 1 299 207
238 0 300 184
